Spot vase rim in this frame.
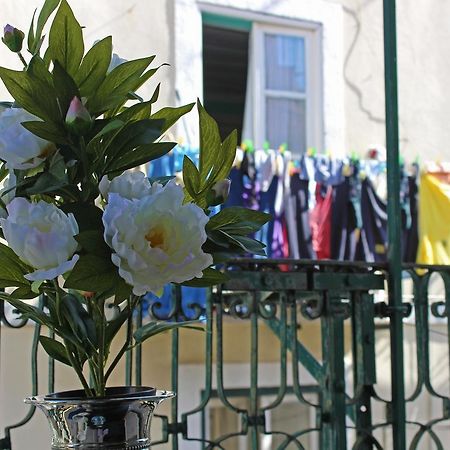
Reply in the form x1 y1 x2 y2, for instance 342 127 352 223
25 387 175 405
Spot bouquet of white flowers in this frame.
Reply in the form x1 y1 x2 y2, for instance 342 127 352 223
0 0 270 397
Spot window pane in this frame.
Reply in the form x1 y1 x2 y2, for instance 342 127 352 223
266 97 306 154
265 34 306 92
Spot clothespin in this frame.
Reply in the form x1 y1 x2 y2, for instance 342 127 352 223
263 140 270 153
278 143 287 154
241 139 254 153
350 151 359 163
306 147 317 157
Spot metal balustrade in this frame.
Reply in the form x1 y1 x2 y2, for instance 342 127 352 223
1 259 449 449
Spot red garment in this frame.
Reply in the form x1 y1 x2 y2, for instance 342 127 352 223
310 185 333 259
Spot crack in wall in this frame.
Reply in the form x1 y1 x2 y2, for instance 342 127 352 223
343 3 385 125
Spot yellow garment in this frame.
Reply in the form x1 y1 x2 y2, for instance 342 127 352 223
417 173 450 265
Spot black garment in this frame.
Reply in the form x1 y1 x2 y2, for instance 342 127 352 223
403 173 419 262
356 178 388 263
290 174 316 259
331 174 362 261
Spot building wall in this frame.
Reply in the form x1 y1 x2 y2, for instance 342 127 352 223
334 0 450 161
1 0 449 160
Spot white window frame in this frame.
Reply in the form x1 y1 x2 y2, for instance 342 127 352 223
252 23 323 155
175 0 344 156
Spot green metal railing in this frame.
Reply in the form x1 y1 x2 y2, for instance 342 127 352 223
1 259 450 449
0 0 446 448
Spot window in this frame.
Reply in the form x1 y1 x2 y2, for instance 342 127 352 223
202 14 323 156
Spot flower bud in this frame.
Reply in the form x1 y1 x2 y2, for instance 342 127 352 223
206 179 231 206
65 97 92 135
2 24 25 53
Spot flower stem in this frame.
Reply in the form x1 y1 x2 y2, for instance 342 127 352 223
104 296 139 382
18 52 27 68
52 278 93 397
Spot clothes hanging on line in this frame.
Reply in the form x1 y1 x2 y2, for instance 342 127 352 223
417 173 450 265
147 146 424 264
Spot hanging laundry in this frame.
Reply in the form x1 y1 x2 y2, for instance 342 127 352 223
331 165 362 261
403 168 419 262
356 177 388 263
289 173 316 259
310 184 332 259
417 173 450 265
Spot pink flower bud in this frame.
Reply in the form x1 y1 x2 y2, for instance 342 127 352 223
2 24 24 53
65 97 92 135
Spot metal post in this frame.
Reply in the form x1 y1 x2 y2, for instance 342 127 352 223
383 1 406 448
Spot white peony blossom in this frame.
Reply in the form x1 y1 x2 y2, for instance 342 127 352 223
0 108 54 170
0 198 80 281
108 53 127 73
99 171 152 201
0 172 16 219
102 174 213 295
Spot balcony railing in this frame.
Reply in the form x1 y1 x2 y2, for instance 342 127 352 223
1 259 449 449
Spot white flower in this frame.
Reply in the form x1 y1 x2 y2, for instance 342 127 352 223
102 174 213 295
0 108 54 170
0 198 80 281
0 172 16 219
99 171 152 201
108 53 127 72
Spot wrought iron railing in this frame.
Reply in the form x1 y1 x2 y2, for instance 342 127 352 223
1 259 449 449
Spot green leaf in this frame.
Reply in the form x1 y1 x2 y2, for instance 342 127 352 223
75 230 110 257
0 243 33 290
105 142 175 174
180 268 229 288
75 36 112 97
182 156 201 199
39 336 71 366
61 203 103 232
134 320 204 344
209 129 237 183
64 254 124 293
91 119 124 140
27 55 53 86
0 295 53 328
48 0 84 77
105 119 163 158
27 9 37 53
87 56 155 115
104 306 130 353
0 67 60 122
30 0 61 53
151 102 195 134
52 60 80 117
62 293 97 348
116 102 153 123
207 207 272 233
197 100 222 178
21 120 69 144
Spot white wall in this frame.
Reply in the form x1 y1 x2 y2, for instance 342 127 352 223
334 0 450 161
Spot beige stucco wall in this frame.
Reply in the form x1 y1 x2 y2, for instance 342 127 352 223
1 0 449 160
333 0 450 161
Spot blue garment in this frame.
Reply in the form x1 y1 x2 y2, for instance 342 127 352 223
255 175 278 257
143 285 207 320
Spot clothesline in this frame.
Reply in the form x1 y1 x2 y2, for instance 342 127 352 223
147 145 450 266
